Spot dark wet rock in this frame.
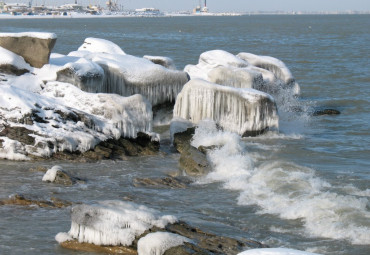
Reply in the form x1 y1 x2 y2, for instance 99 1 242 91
0 33 56 68
0 125 36 145
0 63 29 76
312 108 341 116
59 241 138 254
0 194 72 208
133 176 191 189
29 166 48 172
173 128 212 177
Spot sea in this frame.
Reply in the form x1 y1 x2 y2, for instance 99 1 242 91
0 15 369 255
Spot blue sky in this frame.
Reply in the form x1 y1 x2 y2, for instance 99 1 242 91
5 0 370 12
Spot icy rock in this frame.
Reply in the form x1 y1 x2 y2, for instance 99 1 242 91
0 46 32 75
79 52 189 106
77 37 126 55
54 54 105 92
0 81 155 160
42 165 84 185
0 32 56 68
143 55 177 70
57 200 177 246
174 79 279 137
137 232 191 255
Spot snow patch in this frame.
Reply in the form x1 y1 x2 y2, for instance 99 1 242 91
78 37 126 55
42 165 63 182
0 46 33 71
237 248 322 255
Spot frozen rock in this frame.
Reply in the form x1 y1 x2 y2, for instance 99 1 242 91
174 79 279 137
42 165 84 185
143 55 177 70
77 37 126 55
0 32 57 68
237 248 322 255
0 46 32 75
138 232 191 255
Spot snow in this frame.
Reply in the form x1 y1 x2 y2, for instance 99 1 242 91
173 79 279 136
56 200 178 246
137 232 191 255
55 232 73 243
42 165 63 182
237 248 321 255
169 117 194 142
0 46 33 71
0 32 57 40
77 37 126 55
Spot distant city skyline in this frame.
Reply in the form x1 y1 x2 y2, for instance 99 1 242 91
2 0 370 12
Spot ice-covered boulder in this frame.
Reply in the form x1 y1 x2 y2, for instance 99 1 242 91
42 165 84 185
0 46 32 76
77 37 126 55
185 50 300 96
143 55 177 70
0 81 156 160
174 79 279 137
70 51 189 106
0 32 56 68
52 54 105 92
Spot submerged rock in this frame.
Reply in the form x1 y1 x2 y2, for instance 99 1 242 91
174 79 279 137
312 108 341 116
133 176 191 189
0 32 57 68
0 194 71 208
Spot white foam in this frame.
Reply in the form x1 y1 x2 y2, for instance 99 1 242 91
55 232 73 243
237 248 321 255
191 120 370 245
137 232 191 255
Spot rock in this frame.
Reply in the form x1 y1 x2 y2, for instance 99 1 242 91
0 63 30 76
174 79 279 137
42 165 85 185
0 46 32 75
59 240 137 254
143 55 177 70
312 108 341 116
0 32 57 68
133 176 191 189
0 194 71 208
173 127 212 177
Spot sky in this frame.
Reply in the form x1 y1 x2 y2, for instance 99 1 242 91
4 0 370 12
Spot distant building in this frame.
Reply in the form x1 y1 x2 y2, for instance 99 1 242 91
59 4 83 11
135 7 160 13
2 3 28 12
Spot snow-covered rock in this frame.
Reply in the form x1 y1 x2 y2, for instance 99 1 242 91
0 81 154 160
0 32 56 68
143 55 177 70
137 232 191 255
56 200 177 246
77 37 126 55
174 79 279 136
0 46 32 75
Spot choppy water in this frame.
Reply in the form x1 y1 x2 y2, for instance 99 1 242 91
0 15 369 255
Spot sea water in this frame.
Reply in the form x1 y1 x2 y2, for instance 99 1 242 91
0 15 369 255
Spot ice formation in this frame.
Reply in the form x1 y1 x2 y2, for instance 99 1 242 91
0 32 57 40
42 165 63 182
143 55 177 70
174 79 279 136
137 232 191 255
77 37 126 55
237 248 321 255
184 49 300 96
56 200 178 246
77 52 189 106
0 46 32 72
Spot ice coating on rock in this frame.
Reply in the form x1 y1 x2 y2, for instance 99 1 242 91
137 232 191 255
56 200 177 246
199 50 248 69
0 81 153 159
0 46 32 71
237 248 322 255
78 37 126 55
169 117 194 142
42 165 63 182
143 55 177 70
174 79 279 136
0 32 57 40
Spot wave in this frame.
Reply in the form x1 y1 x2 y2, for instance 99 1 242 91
191 120 370 245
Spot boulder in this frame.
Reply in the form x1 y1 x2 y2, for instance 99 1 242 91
0 32 57 68
143 55 177 70
0 46 32 76
174 79 279 137
0 194 71 208
42 165 85 185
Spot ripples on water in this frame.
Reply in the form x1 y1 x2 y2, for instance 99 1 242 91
0 15 369 255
